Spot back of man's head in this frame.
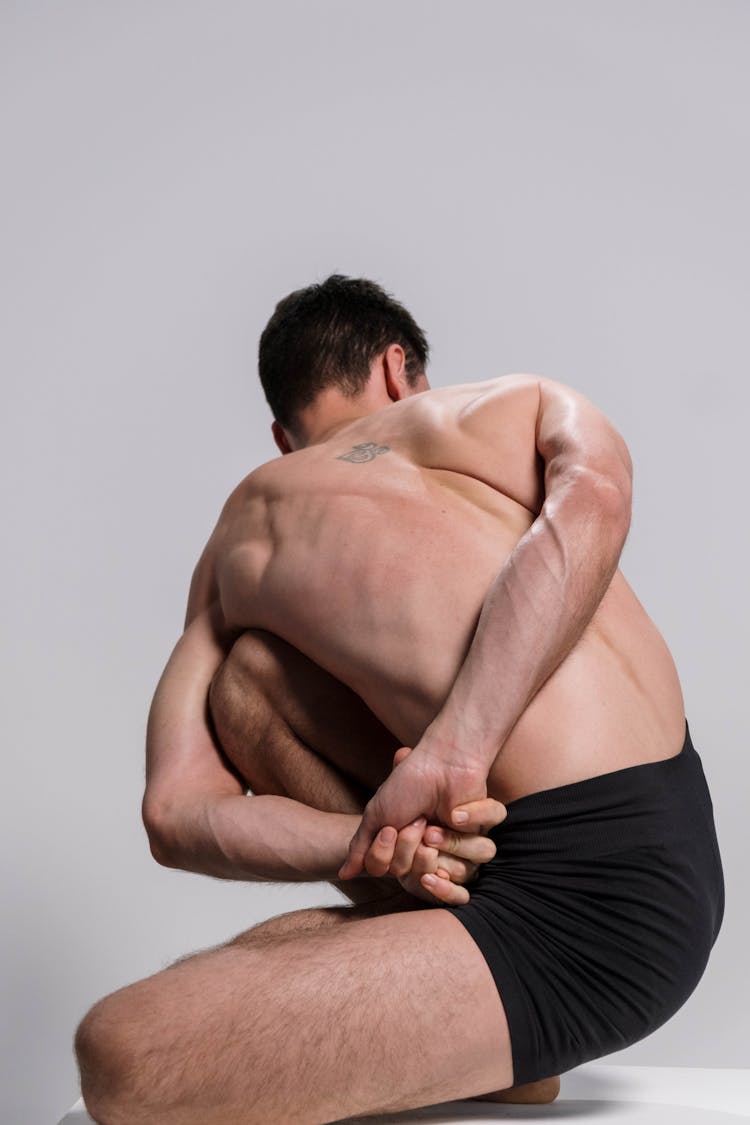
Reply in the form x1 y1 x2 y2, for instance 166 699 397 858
258 274 430 435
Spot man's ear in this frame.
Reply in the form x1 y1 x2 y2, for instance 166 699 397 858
272 420 294 455
382 344 411 401
382 344 429 401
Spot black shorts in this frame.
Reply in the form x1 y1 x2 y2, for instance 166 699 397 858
440 719 725 1086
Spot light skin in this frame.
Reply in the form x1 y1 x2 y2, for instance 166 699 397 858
198 624 557 1107
75 349 687 1122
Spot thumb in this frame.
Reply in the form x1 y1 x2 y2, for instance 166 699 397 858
449 797 507 833
337 811 376 879
392 745 412 770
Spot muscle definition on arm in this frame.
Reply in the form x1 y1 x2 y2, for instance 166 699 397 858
427 376 633 771
340 376 633 878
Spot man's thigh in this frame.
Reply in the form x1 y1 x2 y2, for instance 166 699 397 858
219 885 434 949
80 906 514 1124
211 627 402 794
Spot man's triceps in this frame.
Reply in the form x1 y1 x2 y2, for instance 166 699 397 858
143 605 243 841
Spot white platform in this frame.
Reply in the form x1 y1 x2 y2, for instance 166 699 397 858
58 1064 750 1123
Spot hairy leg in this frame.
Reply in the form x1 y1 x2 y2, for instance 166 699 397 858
77 906 520 1124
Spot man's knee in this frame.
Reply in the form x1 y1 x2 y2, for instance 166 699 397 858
209 629 280 728
75 993 146 1125
213 628 282 692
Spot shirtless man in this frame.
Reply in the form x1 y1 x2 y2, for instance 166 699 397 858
74 275 723 1124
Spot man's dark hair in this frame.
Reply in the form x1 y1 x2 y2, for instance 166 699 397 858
258 274 430 433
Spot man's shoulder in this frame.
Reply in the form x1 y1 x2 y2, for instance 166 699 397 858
221 456 286 504
412 372 544 440
427 371 543 394
419 372 546 416
385 374 544 516
430 371 579 401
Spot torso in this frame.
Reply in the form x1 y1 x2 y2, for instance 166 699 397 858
214 376 686 804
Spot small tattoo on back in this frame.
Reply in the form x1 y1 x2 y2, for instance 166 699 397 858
335 442 391 463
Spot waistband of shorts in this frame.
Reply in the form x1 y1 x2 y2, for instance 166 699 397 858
487 719 708 856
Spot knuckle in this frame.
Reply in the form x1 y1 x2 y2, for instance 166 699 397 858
364 848 388 875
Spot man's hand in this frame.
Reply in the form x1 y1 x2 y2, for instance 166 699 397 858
362 802 504 905
337 743 501 882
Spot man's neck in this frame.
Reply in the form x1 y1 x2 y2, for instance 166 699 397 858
296 391 392 448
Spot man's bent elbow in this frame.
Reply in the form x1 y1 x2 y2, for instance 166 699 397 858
147 833 181 870
595 470 632 532
571 415 633 526
600 428 633 525
141 796 182 869
572 460 631 526
561 464 632 565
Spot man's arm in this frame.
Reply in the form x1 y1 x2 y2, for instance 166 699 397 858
424 374 633 769
340 374 633 877
142 597 361 882
148 525 499 898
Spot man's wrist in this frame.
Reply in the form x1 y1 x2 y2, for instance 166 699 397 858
324 813 368 882
418 711 499 774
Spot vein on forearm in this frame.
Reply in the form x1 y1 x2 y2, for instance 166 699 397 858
433 468 629 765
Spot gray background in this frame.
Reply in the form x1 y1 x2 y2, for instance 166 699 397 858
1 2 747 1122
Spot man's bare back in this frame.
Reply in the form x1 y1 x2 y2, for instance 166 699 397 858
202 373 686 806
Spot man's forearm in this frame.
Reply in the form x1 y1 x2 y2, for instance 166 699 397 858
153 793 361 884
426 467 630 771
